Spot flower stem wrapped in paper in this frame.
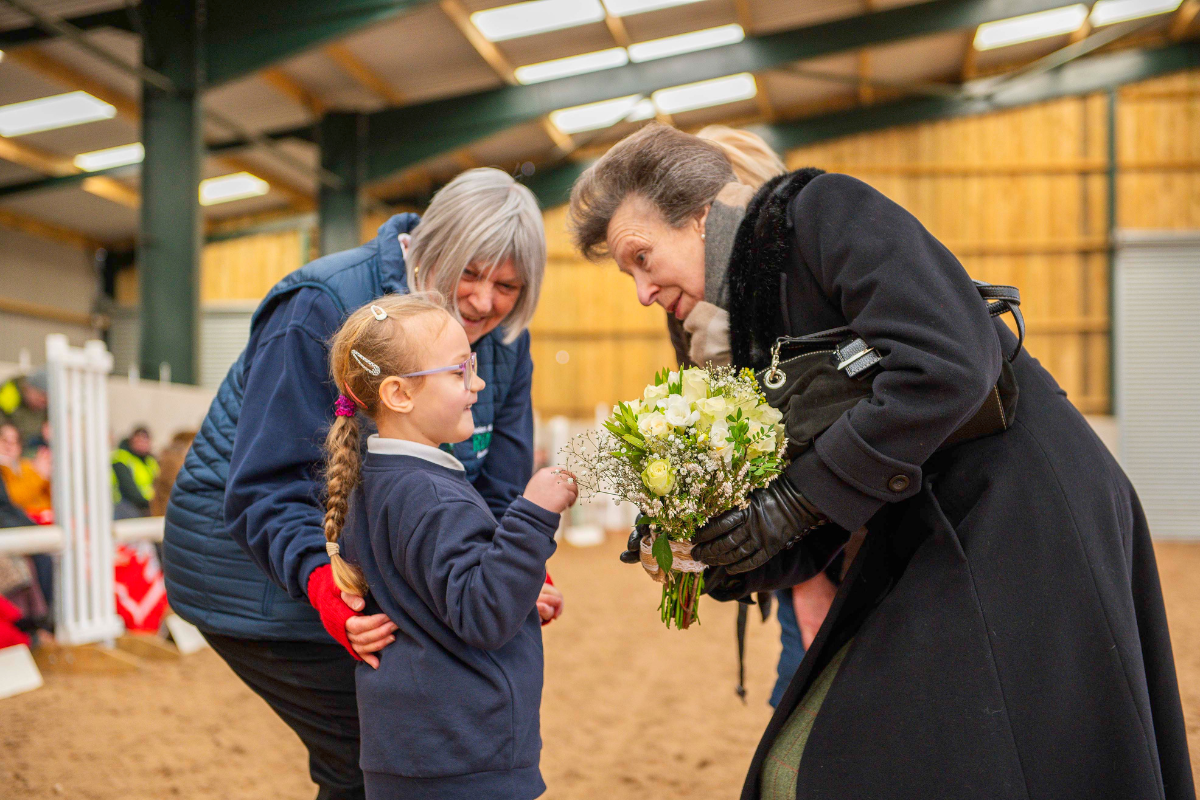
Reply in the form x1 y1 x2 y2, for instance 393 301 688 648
565 366 786 629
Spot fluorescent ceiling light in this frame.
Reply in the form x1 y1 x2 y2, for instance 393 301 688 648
1090 0 1181 26
628 24 744 62
0 91 116 137
74 142 144 171
550 95 655 134
973 4 1088 50
472 0 605 41
652 73 757 115
199 172 270 206
515 48 628 84
603 0 707 16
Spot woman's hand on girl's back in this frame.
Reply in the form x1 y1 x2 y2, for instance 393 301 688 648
522 468 578 514
537 582 564 624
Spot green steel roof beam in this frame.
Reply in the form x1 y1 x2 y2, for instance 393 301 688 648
362 0 1082 183
204 0 435 87
0 7 134 47
754 42 1200 152
523 42 1200 209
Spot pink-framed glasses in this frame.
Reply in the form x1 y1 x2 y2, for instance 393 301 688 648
400 351 478 391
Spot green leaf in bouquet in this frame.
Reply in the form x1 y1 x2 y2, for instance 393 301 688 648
652 533 674 574
621 433 646 450
635 514 654 527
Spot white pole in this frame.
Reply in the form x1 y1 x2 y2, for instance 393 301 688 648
87 341 118 641
45 335 123 646
68 365 90 641
45 335 75 641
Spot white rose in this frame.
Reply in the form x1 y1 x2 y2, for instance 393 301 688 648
680 368 710 403
644 383 669 405
626 399 643 415
637 411 671 439
747 420 777 455
753 404 783 426
663 394 700 428
695 395 728 422
708 420 734 462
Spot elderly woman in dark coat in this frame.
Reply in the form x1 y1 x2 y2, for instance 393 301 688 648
568 124 1193 800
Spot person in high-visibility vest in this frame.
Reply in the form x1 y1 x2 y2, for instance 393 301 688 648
111 426 158 519
0 369 48 452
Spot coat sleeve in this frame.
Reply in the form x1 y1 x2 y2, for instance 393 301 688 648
786 174 1002 531
399 492 558 650
471 331 535 521
224 289 342 601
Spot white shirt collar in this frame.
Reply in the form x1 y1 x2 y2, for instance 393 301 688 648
366 435 465 471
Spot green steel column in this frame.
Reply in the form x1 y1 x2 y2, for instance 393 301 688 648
139 0 205 384
319 112 364 255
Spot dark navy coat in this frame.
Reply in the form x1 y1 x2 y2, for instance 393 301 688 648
341 438 557 799
715 174 1194 800
162 215 535 641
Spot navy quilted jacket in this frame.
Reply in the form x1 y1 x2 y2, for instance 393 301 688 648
161 215 535 641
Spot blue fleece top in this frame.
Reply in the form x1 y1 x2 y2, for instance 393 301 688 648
340 436 558 799
223 285 535 606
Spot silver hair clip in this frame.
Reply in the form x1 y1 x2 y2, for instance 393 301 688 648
350 349 380 376
371 304 388 321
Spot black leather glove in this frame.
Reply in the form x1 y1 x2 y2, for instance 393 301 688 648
690 477 827 574
618 524 649 564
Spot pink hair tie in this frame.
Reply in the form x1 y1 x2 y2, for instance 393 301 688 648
334 395 357 417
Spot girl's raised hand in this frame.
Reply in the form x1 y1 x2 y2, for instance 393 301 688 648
523 467 578 514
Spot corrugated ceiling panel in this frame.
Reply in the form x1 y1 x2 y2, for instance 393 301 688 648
36 28 142 100
281 51 386 111
497 22 616 66
2 186 137 240
620 0 738 42
0 0 125 32
339 4 501 106
749 0 863 35
206 75 315 134
1115 231 1200 539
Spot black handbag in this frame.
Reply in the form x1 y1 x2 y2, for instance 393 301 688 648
756 281 1023 458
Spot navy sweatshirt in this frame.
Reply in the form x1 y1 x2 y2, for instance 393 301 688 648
224 286 535 607
340 436 559 800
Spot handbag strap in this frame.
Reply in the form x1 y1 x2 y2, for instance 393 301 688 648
974 281 1024 362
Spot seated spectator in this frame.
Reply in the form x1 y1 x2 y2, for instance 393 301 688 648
0 369 48 450
0 477 50 635
150 431 196 518
112 425 159 519
0 422 51 517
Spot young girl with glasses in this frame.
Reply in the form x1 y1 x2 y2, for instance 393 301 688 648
321 292 577 800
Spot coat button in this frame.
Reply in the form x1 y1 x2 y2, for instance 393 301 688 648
888 475 910 493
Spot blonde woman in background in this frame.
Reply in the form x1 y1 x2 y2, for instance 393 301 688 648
656 125 838 707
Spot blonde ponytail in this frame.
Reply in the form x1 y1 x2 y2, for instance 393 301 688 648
321 291 450 597
323 413 369 595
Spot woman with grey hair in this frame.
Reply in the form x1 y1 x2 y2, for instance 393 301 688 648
568 124 1191 800
163 167 560 800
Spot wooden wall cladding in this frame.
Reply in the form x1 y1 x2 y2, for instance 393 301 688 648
200 230 307 303
530 205 677 418
786 70 1200 416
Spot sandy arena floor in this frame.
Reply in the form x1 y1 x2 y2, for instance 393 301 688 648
3 538 1200 799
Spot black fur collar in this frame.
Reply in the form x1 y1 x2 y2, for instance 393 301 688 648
727 168 825 369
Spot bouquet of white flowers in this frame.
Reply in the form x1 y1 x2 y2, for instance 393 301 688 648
565 366 787 629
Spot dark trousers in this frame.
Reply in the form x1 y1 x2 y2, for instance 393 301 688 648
203 632 364 800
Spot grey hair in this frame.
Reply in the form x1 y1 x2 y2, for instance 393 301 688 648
406 167 546 343
568 123 736 261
